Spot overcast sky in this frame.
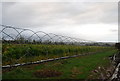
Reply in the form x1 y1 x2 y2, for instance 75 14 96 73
2 2 118 42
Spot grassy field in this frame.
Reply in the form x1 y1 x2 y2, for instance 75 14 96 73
3 49 116 79
2 44 114 65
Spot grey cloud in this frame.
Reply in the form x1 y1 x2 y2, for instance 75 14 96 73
2 2 118 27
2 2 118 41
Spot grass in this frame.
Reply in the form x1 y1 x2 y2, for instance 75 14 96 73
2 44 114 65
2 49 116 79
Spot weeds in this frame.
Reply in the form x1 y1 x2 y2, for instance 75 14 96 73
33 69 62 78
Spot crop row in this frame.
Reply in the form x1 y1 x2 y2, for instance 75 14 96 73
2 44 114 65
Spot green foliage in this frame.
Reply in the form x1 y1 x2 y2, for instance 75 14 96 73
3 50 116 79
2 44 114 65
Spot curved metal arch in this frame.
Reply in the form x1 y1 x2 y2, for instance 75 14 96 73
27 31 52 42
0 25 23 40
0 24 7 33
0 27 6 33
0 25 24 40
69 38 77 43
55 35 74 43
40 33 53 42
8 33 17 38
2 33 16 41
53 35 64 43
0 25 20 35
15 29 26 40
15 29 41 42
1 25 41 41
53 35 68 43
67 37 75 43
2 31 14 40
62 36 71 43
71 38 79 43
47 33 76 43
0 24 95 44
47 33 64 43
64 36 78 43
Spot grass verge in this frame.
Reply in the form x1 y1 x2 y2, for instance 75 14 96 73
2 50 116 79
